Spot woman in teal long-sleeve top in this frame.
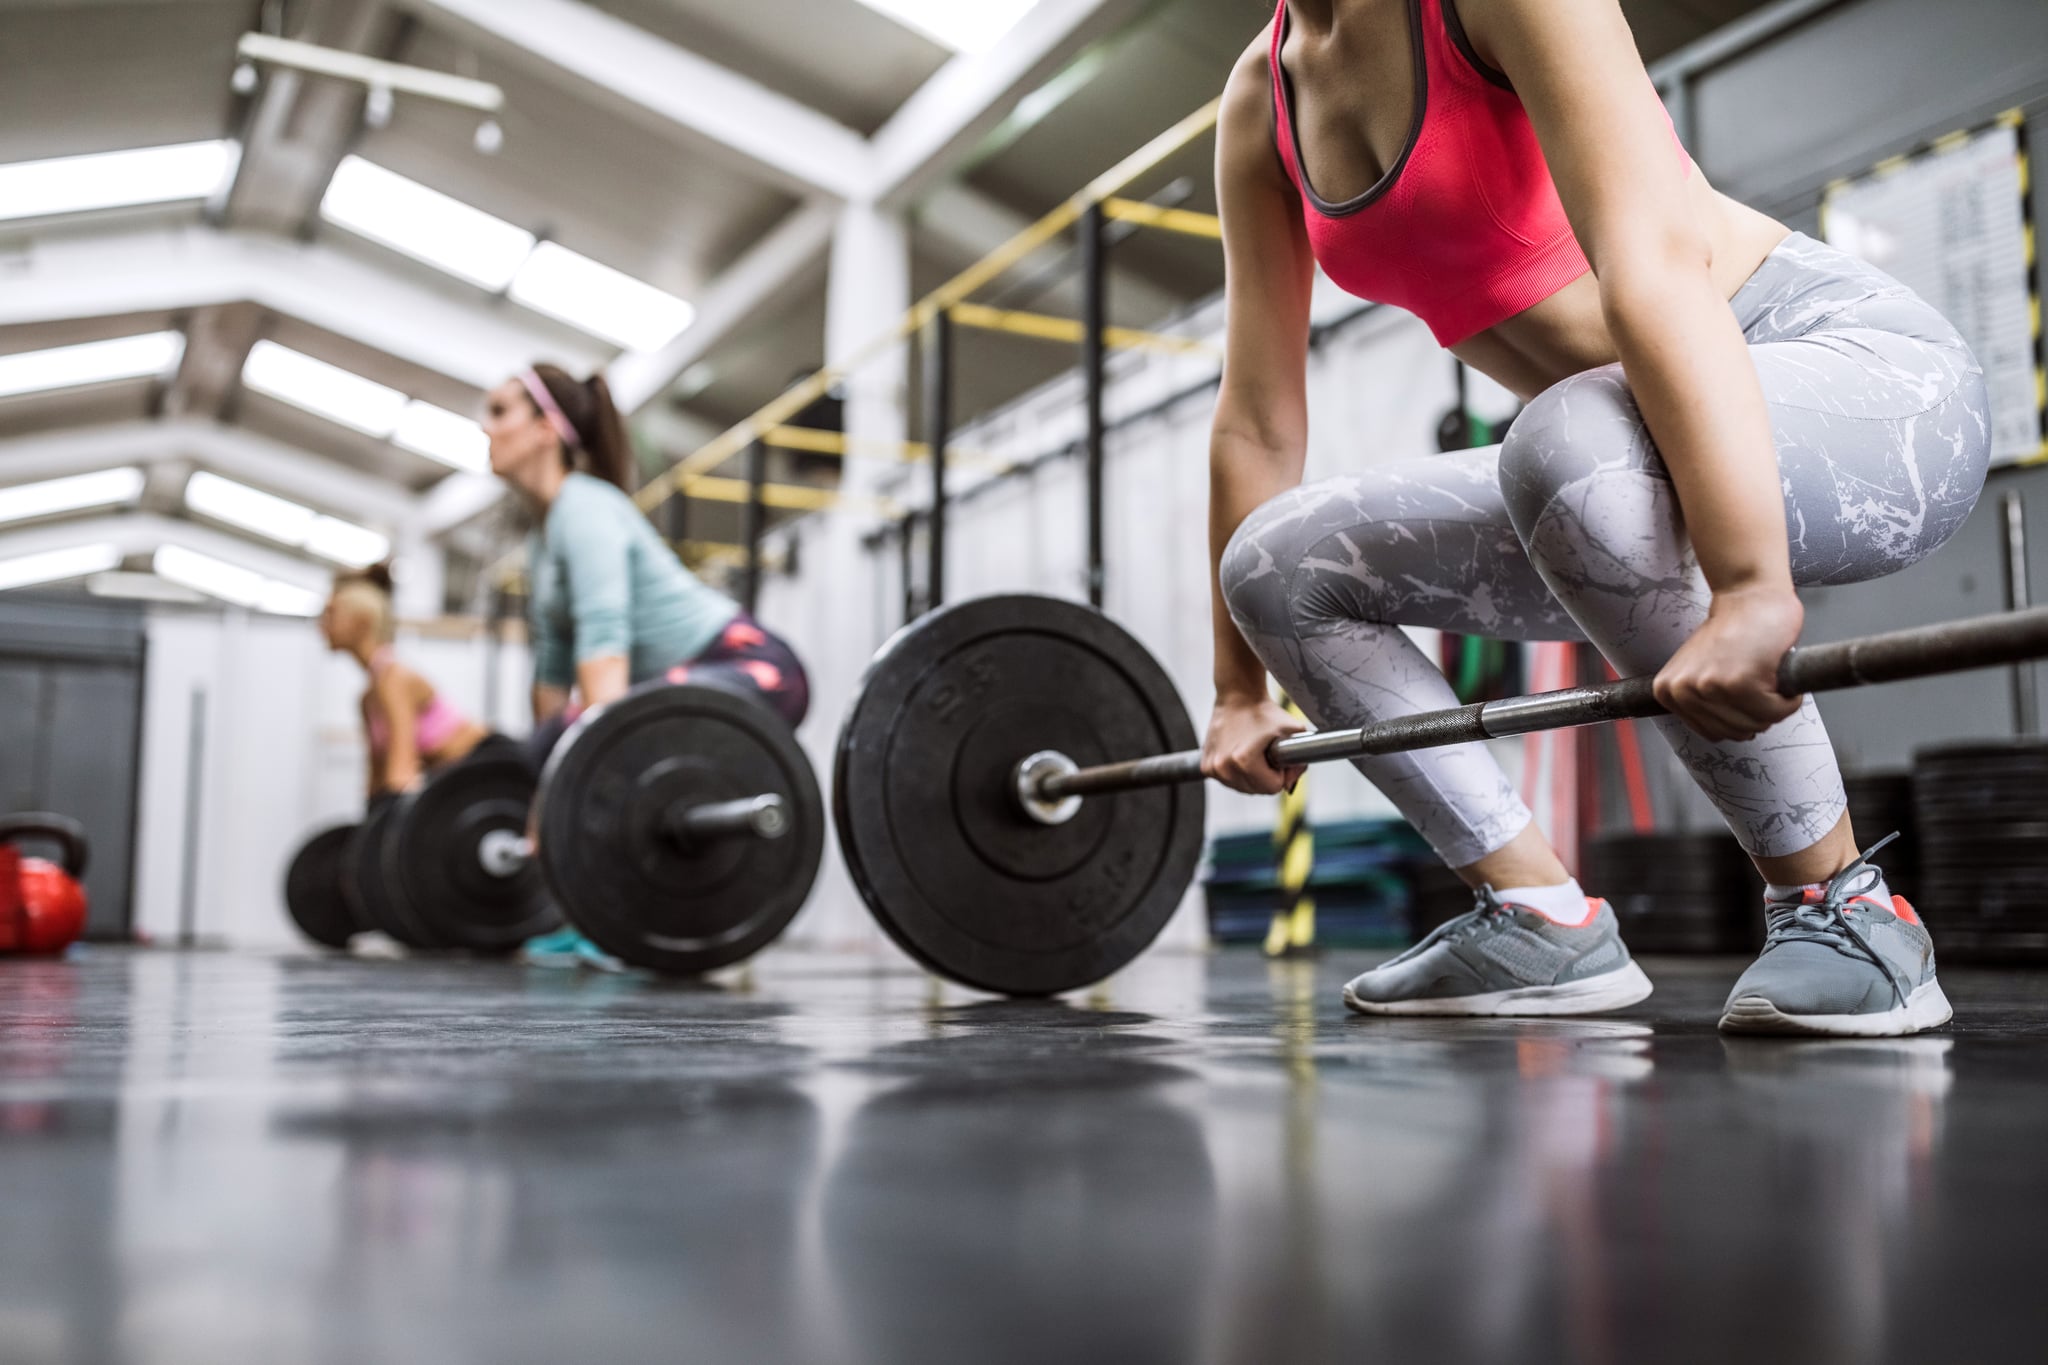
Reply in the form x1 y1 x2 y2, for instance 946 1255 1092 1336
485 363 810 764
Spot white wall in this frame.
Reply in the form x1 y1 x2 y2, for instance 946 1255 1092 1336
759 292 1531 953
131 609 529 949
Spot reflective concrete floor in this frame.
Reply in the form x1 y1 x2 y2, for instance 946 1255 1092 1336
6 946 2048 1364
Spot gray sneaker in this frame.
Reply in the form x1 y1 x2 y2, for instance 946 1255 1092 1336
1720 834 1952 1038
1344 888 1653 1016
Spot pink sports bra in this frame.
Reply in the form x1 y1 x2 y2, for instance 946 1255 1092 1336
365 648 470 757
1269 0 1690 346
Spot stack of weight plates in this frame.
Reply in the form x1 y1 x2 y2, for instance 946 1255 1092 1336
1913 740 2048 961
1580 832 1764 954
1842 769 1919 907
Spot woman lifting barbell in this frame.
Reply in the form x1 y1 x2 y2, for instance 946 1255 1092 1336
1202 0 1990 1034
485 363 812 966
320 563 491 800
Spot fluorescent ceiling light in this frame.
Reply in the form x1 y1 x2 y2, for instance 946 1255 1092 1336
0 543 122 592
0 467 146 526
242 340 408 436
510 242 695 351
87 570 207 605
0 141 235 223
303 517 391 568
321 156 535 290
393 401 489 473
184 470 390 568
153 545 323 617
851 0 1037 51
0 332 185 399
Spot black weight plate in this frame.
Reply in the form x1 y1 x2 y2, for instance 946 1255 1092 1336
536 684 824 974
285 824 360 949
347 797 440 949
834 595 1205 997
398 748 560 951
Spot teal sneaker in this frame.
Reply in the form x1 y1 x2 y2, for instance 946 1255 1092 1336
520 926 626 973
1345 887 1653 1016
1720 834 1951 1038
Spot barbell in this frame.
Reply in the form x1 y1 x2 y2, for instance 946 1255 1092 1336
284 684 825 972
833 594 2048 998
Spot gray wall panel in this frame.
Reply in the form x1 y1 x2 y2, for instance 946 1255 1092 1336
41 664 143 937
1690 0 2048 211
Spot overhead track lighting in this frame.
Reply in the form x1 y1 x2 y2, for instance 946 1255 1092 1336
234 34 503 114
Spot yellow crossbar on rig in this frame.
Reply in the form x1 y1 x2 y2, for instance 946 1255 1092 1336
1102 198 1223 240
948 303 1219 357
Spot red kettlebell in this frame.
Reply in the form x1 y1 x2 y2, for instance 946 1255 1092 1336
0 815 90 957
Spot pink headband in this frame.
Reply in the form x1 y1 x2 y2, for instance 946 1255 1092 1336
520 369 582 451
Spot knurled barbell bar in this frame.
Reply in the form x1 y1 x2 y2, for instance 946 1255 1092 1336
832 594 2048 999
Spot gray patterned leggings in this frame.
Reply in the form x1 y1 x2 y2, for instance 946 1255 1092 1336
1221 233 1991 866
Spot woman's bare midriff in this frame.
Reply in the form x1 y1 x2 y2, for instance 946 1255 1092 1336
1449 177 1792 400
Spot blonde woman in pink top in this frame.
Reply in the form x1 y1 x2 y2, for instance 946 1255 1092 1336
319 564 491 799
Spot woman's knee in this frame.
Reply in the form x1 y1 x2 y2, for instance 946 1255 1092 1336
1219 486 1330 640
1507 366 1662 556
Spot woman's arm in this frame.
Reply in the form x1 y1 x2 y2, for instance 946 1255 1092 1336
372 667 425 794
1201 43 1319 794
574 654 630 711
1476 0 1802 741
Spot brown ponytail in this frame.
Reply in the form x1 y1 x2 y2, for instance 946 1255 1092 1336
530 362 637 493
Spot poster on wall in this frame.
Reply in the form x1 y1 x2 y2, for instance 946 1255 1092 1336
1822 116 2044 466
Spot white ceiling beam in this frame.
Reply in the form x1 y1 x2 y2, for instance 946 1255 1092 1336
0 225 608 392
0 420 425 530
0 512 336 598
608 198 838 414
867 0 1154 209
394 0 873 199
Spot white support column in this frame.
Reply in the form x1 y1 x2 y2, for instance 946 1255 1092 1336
785 199 913 952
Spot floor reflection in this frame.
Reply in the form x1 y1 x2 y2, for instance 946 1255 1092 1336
1 946 2045 1364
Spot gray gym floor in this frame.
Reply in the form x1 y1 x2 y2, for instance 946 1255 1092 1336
5 945 2047 1364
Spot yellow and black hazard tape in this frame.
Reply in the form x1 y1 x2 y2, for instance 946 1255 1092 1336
1263 695 1317 958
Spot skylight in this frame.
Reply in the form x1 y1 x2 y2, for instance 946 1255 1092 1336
0 467 146 526
153 545 324 617
0 333 185 399
239 341 489 474
510 242 696 352
321 155 536 291
851 0 1038 52
319 157 694 351
0 141 236 223
0 544 123 593
241 340 408 436
184 471 392 569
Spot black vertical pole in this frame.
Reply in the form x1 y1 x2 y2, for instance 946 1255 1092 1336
899 514 918 626
924 308 952 614
1081 201 1108 610
666 483 689 554
741 440 766 615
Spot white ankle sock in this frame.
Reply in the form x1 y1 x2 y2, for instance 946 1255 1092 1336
1768 873 1893 905
1493 878 1596 927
